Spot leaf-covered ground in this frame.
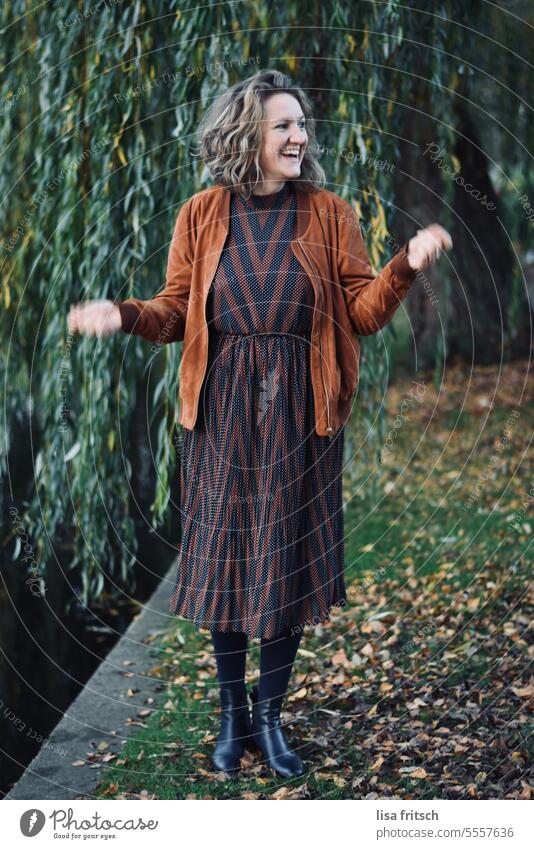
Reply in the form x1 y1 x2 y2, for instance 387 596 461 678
94 360 533 800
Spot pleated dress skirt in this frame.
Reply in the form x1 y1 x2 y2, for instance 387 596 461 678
169 180 347 639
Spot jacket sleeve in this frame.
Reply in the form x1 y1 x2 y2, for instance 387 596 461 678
113 197 194 344
336 198 418 336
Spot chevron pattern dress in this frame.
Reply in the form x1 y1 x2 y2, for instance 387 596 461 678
169 179 347 639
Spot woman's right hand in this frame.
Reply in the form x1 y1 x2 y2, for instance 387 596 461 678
68 299 122 338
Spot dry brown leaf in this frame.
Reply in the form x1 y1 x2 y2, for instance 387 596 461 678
399 767 428 779
287 687 307 701
512 682 534 698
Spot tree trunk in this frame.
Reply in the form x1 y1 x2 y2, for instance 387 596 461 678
395 96 520 367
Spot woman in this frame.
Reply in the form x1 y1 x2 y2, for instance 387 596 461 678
68 69 451 780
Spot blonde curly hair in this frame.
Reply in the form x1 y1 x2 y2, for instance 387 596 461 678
195 68 326 199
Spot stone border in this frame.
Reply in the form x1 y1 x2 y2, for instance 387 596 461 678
6 565 177 800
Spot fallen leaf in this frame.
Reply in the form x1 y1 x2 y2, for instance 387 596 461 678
399 767 428 779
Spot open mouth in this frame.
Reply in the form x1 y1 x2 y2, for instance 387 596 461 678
280 147 301 160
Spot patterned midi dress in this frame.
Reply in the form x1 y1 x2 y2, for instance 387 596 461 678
169 179 347 639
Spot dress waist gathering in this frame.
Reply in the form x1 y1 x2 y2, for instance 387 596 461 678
211 328 311 340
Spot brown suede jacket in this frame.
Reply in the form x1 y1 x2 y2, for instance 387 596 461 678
115 183 417 437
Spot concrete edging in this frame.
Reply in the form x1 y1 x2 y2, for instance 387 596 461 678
6 564 177 800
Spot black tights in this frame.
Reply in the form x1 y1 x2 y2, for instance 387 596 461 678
211 627 302 701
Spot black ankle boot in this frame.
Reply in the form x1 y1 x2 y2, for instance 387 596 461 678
212 683 253 773
249 684 305 778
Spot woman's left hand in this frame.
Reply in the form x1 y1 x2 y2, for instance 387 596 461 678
407 223 453 272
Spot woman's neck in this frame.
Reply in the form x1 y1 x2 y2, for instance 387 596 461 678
252 178 287 196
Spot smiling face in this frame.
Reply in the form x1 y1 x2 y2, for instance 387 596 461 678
255 92 308 193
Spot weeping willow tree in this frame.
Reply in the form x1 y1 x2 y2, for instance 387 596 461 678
1 0 529 605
